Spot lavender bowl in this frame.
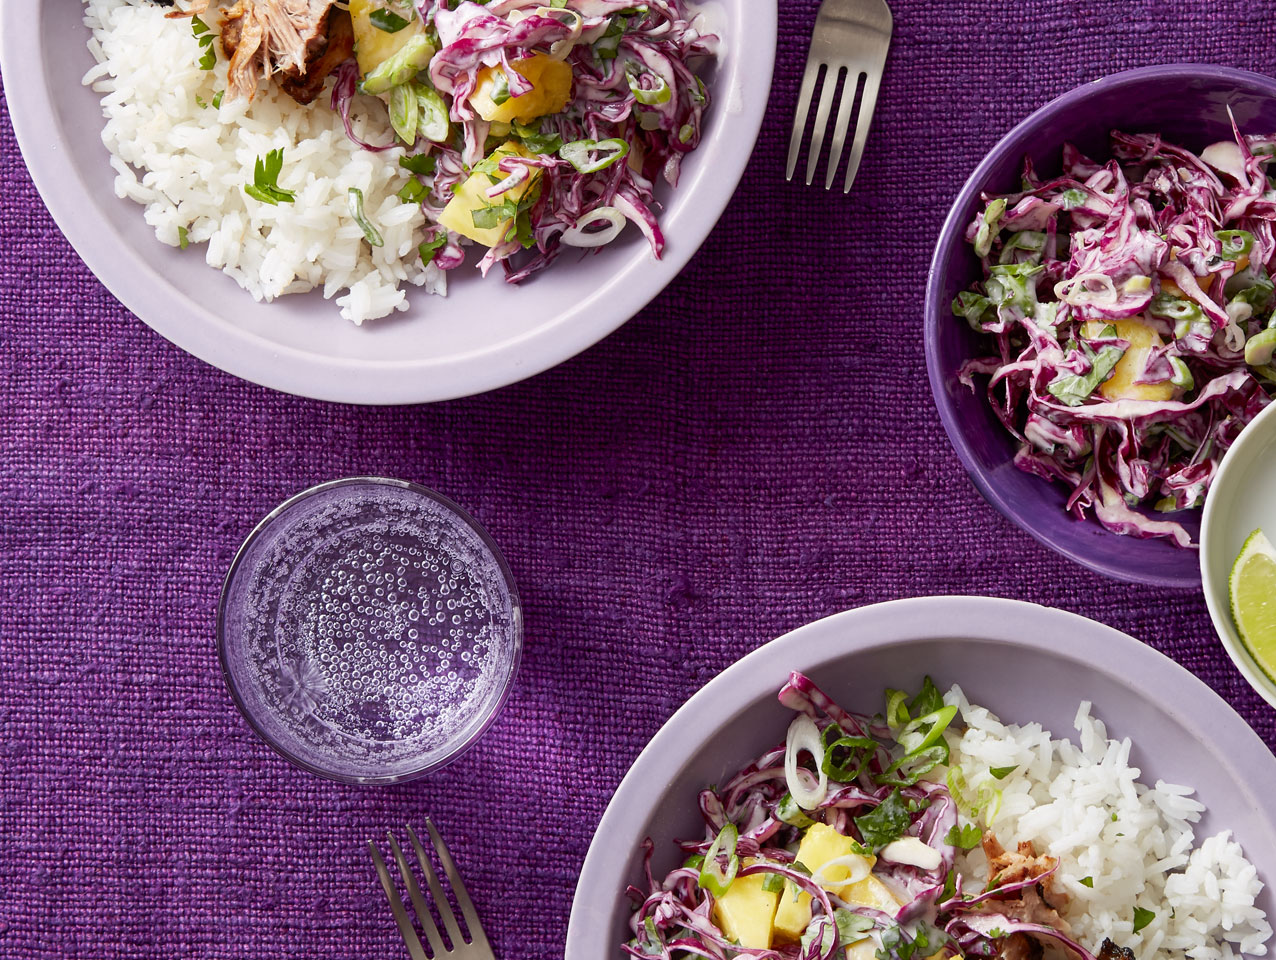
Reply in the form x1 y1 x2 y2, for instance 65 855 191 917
924 65 1276 588
564 596 1276 957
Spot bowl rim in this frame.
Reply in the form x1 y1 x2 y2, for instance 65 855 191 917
0 1 777 405
1200 400 1276 709
214 476 523 784
922 63 1276 588
563 594 1276 957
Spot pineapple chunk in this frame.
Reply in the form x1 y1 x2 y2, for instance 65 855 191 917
437 142 541 247
1083 316 1175 402
350 0 432 78
774 824 882 941
843 875 904 914
847 939 878 960
469 54 573 124
711 860 779 950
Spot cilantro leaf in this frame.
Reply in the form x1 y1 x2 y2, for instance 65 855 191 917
908 676 945 717
944 823 982 850
854 789 911 850
1079 876 1094 888
990 765 1018 780
192 16 217 70
1047 339 1125 406
876 923 947 960
399 154 437 177
368 8 411 32
419 231 448 265
471 198 520 230
1133 908 1155 933
835 910 875 944
397 178 429 204
243 149 296 205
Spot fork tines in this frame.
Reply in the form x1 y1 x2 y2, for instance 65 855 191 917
786 0 893 193
369 820 494 960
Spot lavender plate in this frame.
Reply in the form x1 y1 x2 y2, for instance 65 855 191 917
565 596 1276 957
0 1 775 405
924 65 1276 587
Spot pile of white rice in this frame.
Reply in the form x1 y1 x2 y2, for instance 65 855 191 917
945 685 1271 960
82 0 444 324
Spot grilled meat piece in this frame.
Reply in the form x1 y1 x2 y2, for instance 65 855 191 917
1000 933 1044 960
218 0 347 104
277 7 353 104
1096 940 1136 960
982 833 1068 910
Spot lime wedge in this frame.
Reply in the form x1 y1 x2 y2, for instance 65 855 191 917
1230 528 1276 683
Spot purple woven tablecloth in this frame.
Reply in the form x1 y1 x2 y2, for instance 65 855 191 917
4 2 1276 957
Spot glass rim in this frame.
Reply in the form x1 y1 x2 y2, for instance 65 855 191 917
215 476 523 785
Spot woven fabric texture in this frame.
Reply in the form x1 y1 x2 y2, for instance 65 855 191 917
3 1 1276 957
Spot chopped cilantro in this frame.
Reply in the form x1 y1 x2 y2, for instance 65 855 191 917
944 823 982 850
876 923 947 960
177 225 189 250
399 154 437 177
761 871 785 894
854 789 911 850
908 676 945 717
368 8 411 32
397 178 428 204
243 149 296 205
835 909 875 943
418 231 448 265
192 15 217 70
1133 908 1155 933
1079 876 1094 888
990 765 1017 780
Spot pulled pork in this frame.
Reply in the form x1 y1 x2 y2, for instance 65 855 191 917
170 1 352 104
980 833 1074 958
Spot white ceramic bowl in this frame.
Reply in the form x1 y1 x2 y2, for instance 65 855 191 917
0 1 775 405
1201 400 1276 709
565 596 1276 957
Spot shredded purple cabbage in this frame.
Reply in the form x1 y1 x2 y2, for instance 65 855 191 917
625 673 1094 960
332 0 718 281
954 122 1276 546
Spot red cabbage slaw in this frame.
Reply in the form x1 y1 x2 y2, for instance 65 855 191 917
626 673 1096 960
953 124 1276 547
335 0 718 282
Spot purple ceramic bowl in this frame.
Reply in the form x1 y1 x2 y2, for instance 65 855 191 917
924 64 1276 588
564 596 1276 957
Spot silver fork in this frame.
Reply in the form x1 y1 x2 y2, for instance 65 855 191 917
369 821 495 960
786 0 893 193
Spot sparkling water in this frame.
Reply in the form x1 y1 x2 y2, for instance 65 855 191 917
219 480 521 782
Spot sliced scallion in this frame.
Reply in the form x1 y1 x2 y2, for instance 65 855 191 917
347 188 383 247
627 71 671 105
559 138 629 174
389 83 420 145
696 823 739 898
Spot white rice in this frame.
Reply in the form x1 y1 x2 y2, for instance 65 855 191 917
945 685 1271 960
82 0 445 324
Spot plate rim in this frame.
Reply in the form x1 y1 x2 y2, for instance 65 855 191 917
0 0 777 405
564 594 1276 956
